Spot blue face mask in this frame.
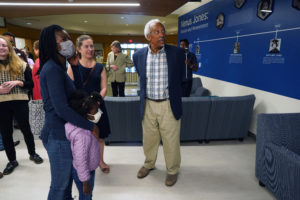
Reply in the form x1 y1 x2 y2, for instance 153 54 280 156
59 40 75 59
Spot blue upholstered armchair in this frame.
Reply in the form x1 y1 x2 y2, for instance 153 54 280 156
255 113 300 200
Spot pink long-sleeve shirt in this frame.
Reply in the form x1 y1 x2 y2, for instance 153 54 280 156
65 122 100 182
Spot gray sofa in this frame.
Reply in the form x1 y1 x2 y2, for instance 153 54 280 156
255 113 300 200
104 96 142 142
180 97 211 141
205 95 255 141
190 77 210 97
104 94 255 143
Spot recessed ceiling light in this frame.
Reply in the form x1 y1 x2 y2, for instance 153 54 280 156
121 17 125 19
84 20 88 23
26 22 32 25
0 2 140 7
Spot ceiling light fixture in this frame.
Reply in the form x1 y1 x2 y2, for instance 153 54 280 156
0 2 140 7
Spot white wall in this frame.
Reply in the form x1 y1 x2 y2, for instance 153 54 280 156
196 75 300 134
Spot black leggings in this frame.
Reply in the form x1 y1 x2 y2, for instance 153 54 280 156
0 100 36 162
111 81 125 97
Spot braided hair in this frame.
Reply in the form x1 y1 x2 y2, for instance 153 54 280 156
68 90 103 117
37 24 64 75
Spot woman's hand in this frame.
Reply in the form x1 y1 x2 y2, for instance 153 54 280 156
0 85 12 94
1 81 23 89
110 65 119 71
92 124 99 138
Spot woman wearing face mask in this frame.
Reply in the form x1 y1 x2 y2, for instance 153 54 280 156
67 34 111 173
38 25 99 200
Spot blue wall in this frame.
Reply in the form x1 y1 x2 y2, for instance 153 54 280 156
178 0 300 100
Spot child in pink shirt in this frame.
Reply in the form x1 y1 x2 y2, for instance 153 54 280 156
65 90 103 200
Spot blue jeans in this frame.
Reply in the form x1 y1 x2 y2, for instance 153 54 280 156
43 136 73 200
72 168 95 200
0 133 3 149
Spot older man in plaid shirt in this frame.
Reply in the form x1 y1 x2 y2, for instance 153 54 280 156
133 19 185 187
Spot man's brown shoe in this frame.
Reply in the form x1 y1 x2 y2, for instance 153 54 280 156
137 167 152 179
165 174 178 186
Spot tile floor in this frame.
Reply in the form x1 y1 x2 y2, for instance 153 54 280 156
0 132 275 200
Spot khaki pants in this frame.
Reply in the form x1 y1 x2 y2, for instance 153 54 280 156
142 99 181 175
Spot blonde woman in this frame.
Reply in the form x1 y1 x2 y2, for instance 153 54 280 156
67 35 111 173
0 36 43 176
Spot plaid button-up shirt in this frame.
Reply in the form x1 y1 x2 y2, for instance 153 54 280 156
146 46 169 100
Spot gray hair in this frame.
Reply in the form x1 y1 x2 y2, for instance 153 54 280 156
110 40 121 52
144 19 163 40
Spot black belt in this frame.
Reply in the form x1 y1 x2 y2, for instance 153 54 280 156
146 98 167 102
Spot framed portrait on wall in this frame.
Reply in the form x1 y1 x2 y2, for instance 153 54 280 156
196 44 200 55
234 0 247 9
269 38 281 53
233 42 240 54
216 13 225 30
0 17 6 28
257 0 273 20
292 0 300 10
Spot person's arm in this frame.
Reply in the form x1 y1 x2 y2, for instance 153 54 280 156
46 66 94 131
116 54 130 72
32 59 39 77
72 130 93 184
109 53 119 71
83 181 92 195
179 49 186 84
105 53 111 71
125 54 134 68
28 58 34 69
22 65 34 89
67 65 74 81
100 67 107 98
191 54 198 72
66 53 79 81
